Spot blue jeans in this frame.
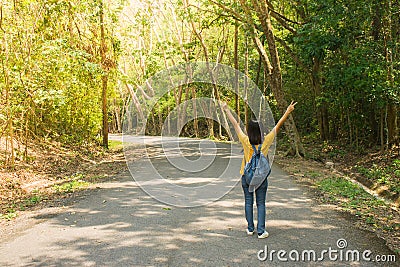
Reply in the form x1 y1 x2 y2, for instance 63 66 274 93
241 175 268 234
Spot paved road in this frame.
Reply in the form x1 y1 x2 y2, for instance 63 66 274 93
0 136 396 266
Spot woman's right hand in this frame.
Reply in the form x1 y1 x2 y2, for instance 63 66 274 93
221 101 228 111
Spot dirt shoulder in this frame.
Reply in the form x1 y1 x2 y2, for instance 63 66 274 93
2 137 399 255
0 139 128 223
275 152 400 255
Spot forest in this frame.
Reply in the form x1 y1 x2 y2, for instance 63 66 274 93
1 0 400 255
1 0 399 165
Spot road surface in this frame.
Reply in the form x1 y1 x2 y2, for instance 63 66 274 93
0 136 396 266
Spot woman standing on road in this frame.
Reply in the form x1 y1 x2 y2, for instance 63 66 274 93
222 101 297 239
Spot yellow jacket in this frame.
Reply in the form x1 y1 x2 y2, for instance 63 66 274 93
238 130 275 175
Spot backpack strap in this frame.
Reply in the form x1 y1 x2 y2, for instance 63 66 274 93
251 144 261 154
251 144 256 153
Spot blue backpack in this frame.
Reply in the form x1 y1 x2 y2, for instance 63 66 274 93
243 144 271 192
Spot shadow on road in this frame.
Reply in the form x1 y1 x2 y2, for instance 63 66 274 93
0 139 395 266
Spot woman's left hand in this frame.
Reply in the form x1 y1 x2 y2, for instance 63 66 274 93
285 101 297 115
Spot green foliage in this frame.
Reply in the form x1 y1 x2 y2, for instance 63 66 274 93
25 195 42 206
317 177 367 200
282 0 400 145
1 0 122 155
356 159 400 193
0 209 18 221
2 0 399 156
108 140 123 150
31 40 104 143
304 171 322 179
53 178 90 193
317 176 390 227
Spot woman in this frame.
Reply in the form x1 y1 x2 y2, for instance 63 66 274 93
222 101 297 239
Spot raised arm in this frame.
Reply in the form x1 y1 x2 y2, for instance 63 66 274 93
273 101 297 135
221 102 245 137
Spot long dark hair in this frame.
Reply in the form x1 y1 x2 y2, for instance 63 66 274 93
247 119 262 145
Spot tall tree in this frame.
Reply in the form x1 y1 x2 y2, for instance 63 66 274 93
214 0 305 155
100 0 109 148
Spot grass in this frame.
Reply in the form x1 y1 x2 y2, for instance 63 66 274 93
356 159 400 194
278 138 400 254
108 140 123 150
304 171 322 179
317 176 367 199
25 195 42 206
316 176 391 228
0 208 18 220
53 174 91 193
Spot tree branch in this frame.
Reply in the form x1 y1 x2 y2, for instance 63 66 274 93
269 10 298 35
208 0 244 23
235 0 273 74
270 8 301 25
274 36 310 74
0 4 5 33
263 1 299 34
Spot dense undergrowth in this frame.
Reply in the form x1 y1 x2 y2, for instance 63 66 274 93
276 134 400 254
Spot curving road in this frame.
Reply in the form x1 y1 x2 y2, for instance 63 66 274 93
0 135 396 266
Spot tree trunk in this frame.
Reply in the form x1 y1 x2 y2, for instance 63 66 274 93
234 22 240 119
2 29 14 168
184 0 232 139
191 87 199 137
175 85 184 134
5 72 14 168
311 57 330 140
124 95 133 133
380 109 385 151
114 99 121 132
384 0 398 145
244 37 249 127
99 0 108 148
387 104 398 145
125 83 145 133
243 0 304 156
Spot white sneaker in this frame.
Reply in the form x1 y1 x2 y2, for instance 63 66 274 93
257 231 269 239
246 229 254 236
